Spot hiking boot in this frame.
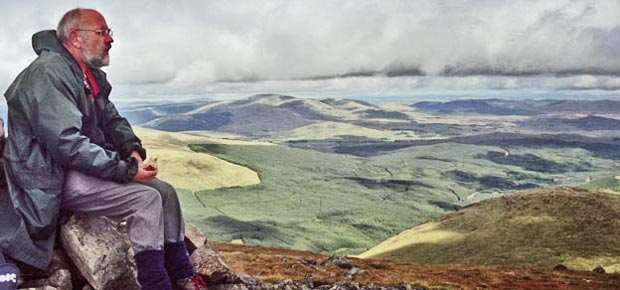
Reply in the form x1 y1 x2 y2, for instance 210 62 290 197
174 275 207 290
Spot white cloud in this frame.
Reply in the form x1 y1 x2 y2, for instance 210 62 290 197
0 0 618 97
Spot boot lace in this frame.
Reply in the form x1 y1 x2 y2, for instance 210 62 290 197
193 275 207 290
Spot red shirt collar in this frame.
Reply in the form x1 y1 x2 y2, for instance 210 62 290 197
83 68 101 99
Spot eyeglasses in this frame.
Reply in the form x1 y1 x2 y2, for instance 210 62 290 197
74 28 113 37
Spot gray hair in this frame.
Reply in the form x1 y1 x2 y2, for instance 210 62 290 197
57 8 85 43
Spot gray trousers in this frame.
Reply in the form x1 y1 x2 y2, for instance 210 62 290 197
61 170 185 253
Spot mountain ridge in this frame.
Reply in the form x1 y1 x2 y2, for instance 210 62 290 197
411 99 620 115
126 94 410 134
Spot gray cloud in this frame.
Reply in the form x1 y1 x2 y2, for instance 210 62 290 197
0 0 619 97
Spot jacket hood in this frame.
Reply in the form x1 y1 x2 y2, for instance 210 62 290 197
32 30 68 56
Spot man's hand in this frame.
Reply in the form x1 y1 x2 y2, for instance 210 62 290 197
132 163 158 184
130 150 143 165
130 151 156 183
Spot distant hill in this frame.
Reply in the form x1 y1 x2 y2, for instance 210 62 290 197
412 99 620 115
118 100 215 125
520 115 620 131
359 187 620 271
412 99 540 115
137 94 409 135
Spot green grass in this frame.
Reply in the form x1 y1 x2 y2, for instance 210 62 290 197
180 142 618 255
186 144 454 254
580 176 620 192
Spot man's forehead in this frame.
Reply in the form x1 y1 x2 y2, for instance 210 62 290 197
80 10 108 28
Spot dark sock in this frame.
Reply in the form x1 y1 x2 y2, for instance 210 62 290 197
164 242 195 281
134 250 172 290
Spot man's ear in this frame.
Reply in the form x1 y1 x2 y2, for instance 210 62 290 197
68 30 82 49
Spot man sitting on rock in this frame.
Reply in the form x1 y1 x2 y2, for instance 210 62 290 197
0 8 206 290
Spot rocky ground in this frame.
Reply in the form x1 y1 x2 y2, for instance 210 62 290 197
211 242 620 290
13 214 620 290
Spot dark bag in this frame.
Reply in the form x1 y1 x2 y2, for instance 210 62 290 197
0 253 19 290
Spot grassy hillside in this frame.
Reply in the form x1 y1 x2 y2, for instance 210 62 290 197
134 127 269 191
360 187 620 272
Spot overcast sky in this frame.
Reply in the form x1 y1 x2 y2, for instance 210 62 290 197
1 0 619 101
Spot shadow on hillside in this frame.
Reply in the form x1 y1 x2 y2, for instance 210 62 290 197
476 151 593 174
344 177 434 191
189 143 229 154
445 170 539 191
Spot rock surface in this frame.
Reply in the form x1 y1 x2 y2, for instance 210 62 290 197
58 214 140 290
190 243 267 290
191 245 232 285
593 265 606 274
320 255 353 270
185 223 208 254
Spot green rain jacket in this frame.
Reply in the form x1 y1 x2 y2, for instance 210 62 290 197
0 30 145 270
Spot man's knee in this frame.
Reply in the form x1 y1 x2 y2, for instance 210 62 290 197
133 185 163 210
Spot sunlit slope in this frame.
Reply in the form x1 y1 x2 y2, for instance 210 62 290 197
134 127 268 190
274 121 398 140
360 187 620 271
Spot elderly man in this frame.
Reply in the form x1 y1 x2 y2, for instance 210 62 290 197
0 8 205 290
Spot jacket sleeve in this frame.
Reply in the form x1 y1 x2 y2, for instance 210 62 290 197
26 64 138 183
102 100 146 160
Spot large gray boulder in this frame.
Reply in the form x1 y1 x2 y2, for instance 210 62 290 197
59 214 140 290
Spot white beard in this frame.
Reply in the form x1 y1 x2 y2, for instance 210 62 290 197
82 49 110 68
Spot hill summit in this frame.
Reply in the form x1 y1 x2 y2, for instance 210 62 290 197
360 187 620 272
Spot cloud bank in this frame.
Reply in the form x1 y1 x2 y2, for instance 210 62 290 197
0 0 619 98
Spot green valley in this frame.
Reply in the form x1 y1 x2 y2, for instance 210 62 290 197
179 141 617 255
